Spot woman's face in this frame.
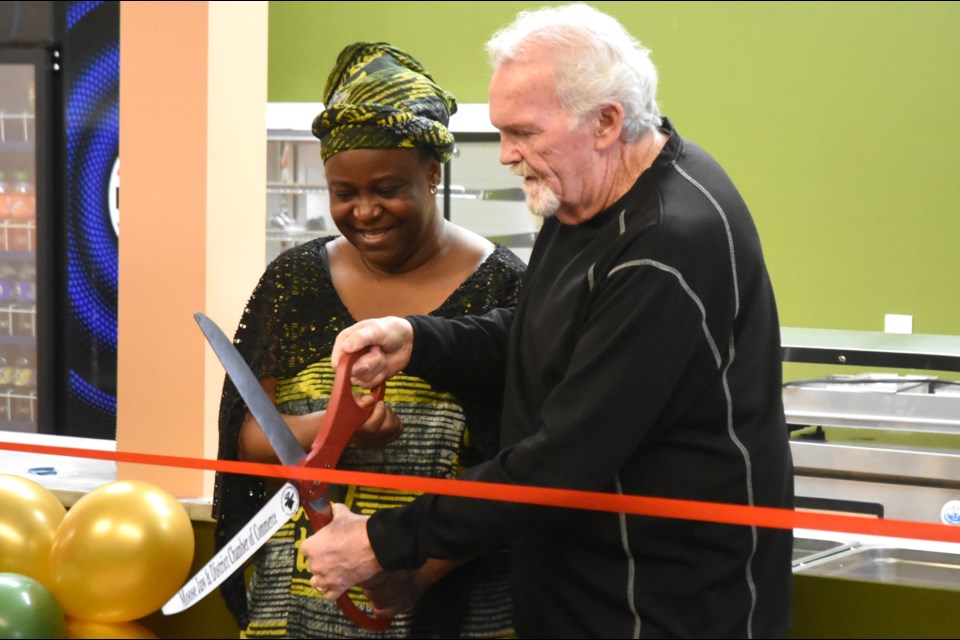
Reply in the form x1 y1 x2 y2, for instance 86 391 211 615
324 148 441 272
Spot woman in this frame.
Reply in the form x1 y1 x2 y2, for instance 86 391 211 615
212 42 524 638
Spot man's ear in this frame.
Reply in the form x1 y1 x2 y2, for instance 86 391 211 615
595 102 625 150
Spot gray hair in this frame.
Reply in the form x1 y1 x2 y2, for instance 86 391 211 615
485 3 661 142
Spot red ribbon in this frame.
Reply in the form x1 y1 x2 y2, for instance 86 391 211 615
4 438 960 545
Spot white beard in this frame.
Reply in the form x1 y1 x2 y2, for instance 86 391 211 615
511 162 560 218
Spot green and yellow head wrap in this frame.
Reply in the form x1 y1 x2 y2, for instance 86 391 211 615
312 42 458 163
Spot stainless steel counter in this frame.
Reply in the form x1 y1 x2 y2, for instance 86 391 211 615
793 528 960 591
784 328 960 591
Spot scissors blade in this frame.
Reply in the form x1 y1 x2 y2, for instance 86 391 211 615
194 312 306 468
195 312 391 632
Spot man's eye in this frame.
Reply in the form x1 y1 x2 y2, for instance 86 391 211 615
332 191 354 202
375 187 400 198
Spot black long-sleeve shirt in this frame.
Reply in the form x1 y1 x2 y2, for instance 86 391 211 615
368 119 794 638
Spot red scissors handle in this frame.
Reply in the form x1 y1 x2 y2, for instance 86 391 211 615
296 350 390 632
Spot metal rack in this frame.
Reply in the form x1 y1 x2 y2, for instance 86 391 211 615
782 327 960 524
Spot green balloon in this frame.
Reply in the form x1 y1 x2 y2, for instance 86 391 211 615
0 573 66 639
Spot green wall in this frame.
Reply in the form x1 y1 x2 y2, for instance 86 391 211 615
269 1 960 340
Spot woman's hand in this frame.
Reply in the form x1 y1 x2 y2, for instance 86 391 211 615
360 558 468 618
238 377 326 462
359 570 421 618
350 397 404 448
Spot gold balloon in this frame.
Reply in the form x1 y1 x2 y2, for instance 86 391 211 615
66 617 159 639
0 474 67 589
49 480 194 623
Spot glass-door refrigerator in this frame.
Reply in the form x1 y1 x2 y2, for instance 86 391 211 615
0 46 54 435
0 1 119 439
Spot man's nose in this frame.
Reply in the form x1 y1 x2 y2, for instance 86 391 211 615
499 138 522 166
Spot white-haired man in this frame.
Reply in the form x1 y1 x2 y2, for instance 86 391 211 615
303 4 794 637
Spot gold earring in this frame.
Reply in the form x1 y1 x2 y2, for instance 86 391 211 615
429 183 439 195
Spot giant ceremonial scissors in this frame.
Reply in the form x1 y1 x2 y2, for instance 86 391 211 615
162 312 390 631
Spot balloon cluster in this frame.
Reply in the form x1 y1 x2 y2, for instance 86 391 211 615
0 475 195 639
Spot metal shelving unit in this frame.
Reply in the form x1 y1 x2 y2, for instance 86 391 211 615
782 327 960 524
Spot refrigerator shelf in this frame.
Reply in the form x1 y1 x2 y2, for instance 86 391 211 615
0 111 34 143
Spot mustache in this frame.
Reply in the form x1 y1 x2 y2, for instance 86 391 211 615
510 161 540 179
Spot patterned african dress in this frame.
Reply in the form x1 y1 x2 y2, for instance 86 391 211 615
212 236 525 639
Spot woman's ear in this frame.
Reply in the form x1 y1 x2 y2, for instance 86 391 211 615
428 159 442 188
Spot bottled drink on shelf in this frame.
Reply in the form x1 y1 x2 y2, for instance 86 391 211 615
0 347 13 388
13 304 35 337
0 171 10 252
0 306 11 337
11 395 34 423
13 347 34 390
15 262 35 303
0 262 15 307
8 171 35 252
8 347 36 425
8 171 35 216
0 348 11 422
13 264 36 336
0 171 8 211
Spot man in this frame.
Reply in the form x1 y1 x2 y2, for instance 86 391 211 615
302 4 794 637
